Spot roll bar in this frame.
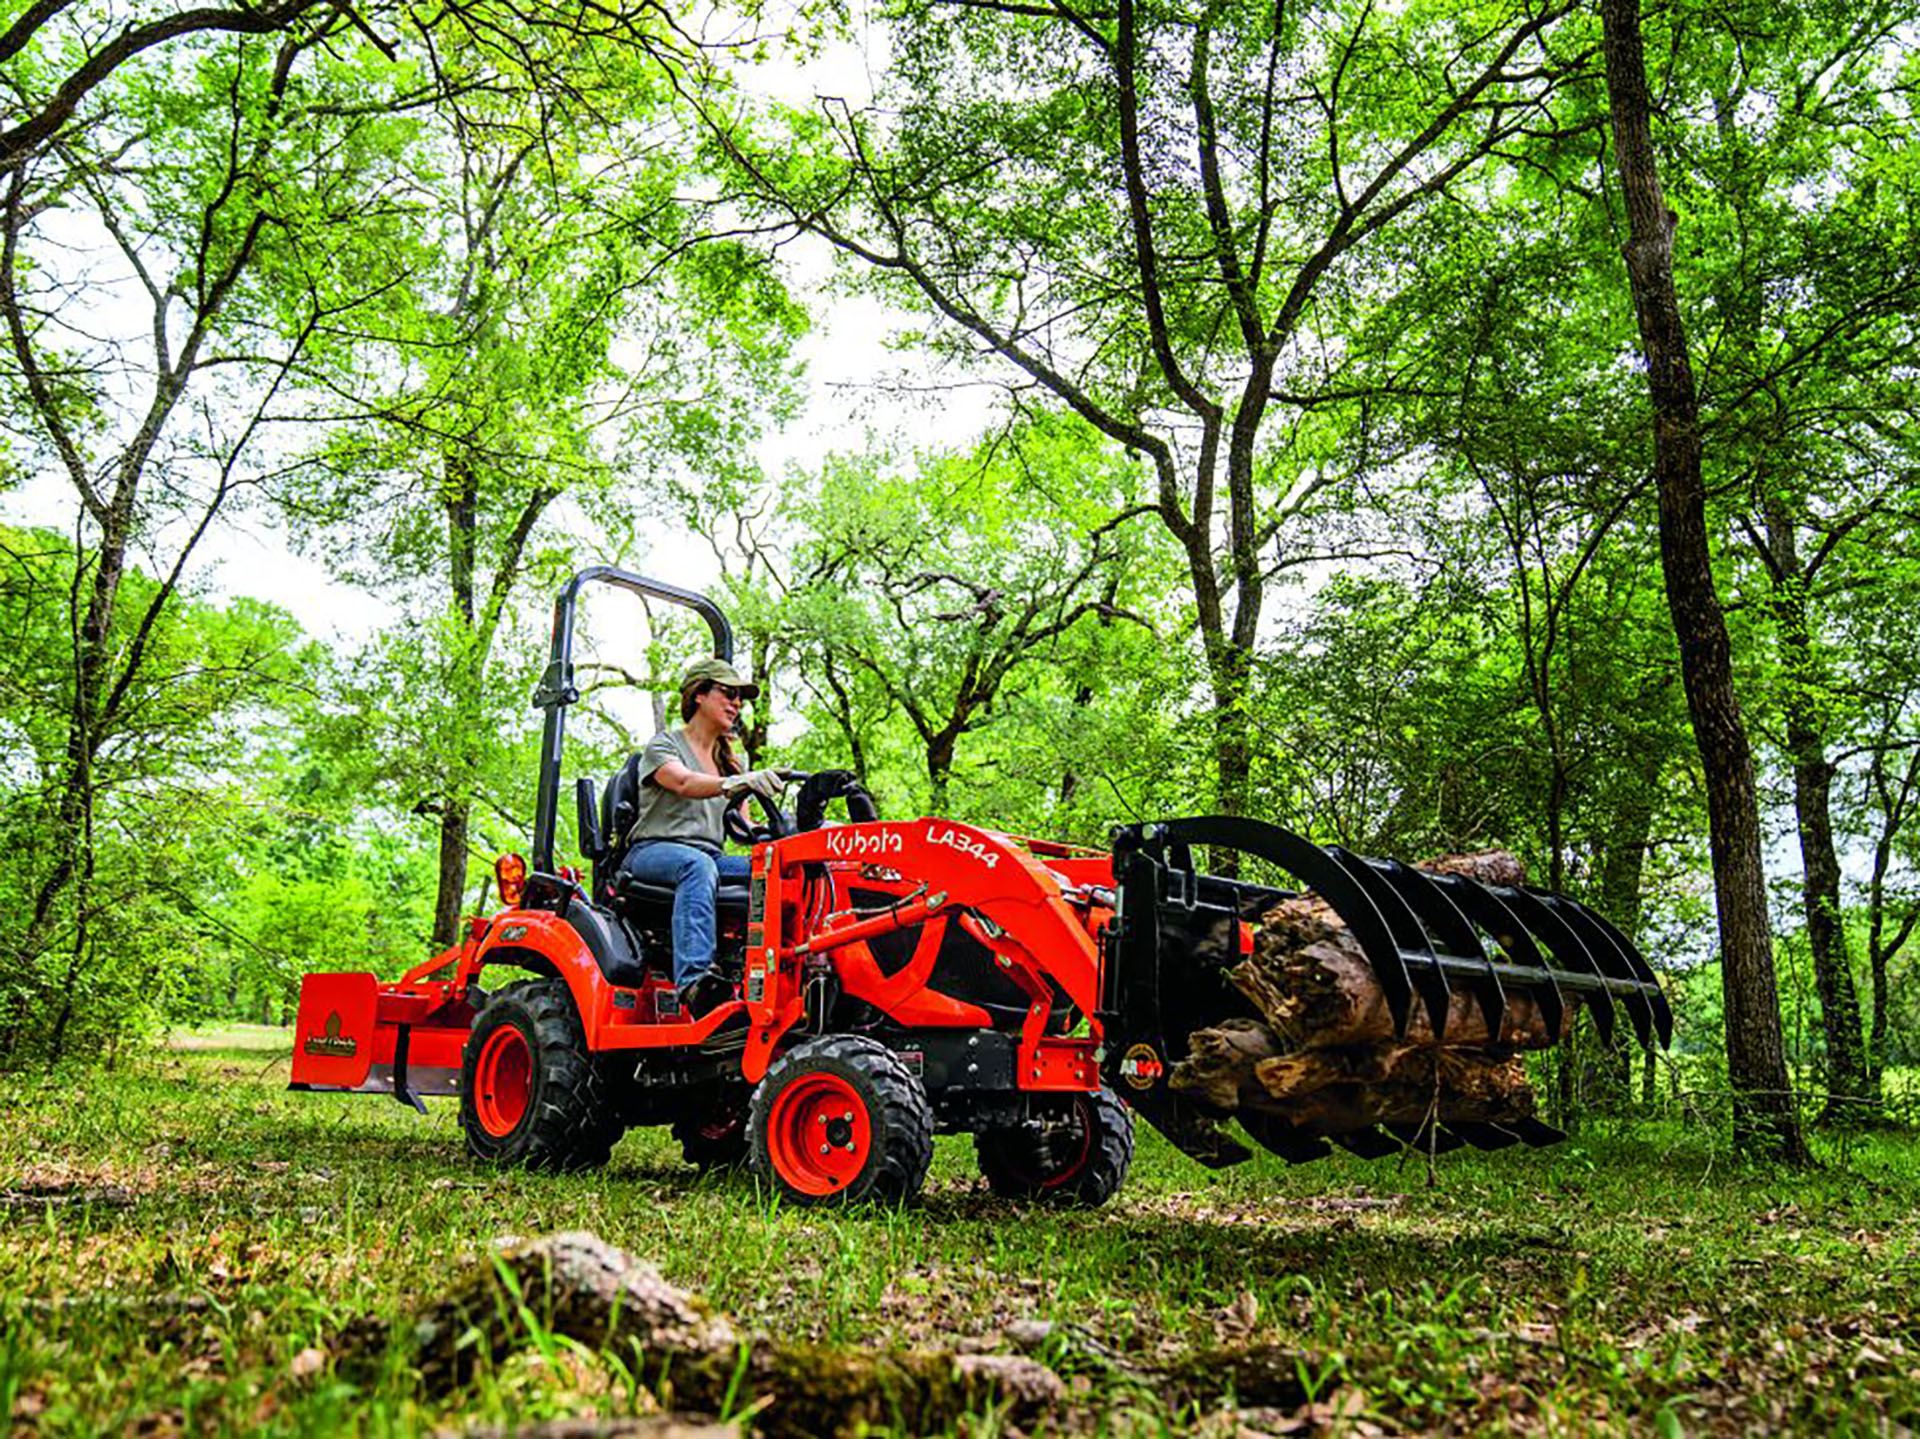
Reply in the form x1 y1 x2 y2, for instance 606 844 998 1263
529 567 734 872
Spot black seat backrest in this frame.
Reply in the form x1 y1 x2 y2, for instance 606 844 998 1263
576 777 604 865
601 755 643 852
577 753 645 896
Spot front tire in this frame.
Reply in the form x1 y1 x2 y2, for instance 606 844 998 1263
749 1036 934 1205
460 979 622 1171
975 1087 1134 1206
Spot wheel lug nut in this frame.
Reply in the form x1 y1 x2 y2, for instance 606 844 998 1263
820 1143 830 1155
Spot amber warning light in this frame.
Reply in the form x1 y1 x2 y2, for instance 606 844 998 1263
496 852 528 907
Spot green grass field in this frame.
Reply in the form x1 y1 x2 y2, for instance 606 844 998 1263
3 1030 1917 1435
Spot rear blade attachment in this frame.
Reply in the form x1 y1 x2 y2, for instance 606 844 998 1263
1099 817 1670 1169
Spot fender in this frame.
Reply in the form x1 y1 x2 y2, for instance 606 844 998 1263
467 909 615 1041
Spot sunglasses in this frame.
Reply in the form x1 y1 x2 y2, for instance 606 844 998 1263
709 684 744 702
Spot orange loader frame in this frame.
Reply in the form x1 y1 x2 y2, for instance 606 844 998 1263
291 818 1136 1111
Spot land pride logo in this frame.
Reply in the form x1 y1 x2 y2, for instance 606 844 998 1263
1118 1043 1164 1090
303 1011 358 1059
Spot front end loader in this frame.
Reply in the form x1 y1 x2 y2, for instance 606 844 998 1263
290 568 1667 1205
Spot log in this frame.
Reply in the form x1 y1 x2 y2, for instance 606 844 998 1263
336 1231 1067 1436
1169 850 1551 1141
1230 926 1572 1052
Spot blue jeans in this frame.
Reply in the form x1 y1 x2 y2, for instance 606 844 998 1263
619 842 750 987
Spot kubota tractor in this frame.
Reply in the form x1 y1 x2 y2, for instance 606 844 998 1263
290 569 1669 1205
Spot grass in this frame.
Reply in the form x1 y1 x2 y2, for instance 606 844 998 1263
2 1029 1918 1436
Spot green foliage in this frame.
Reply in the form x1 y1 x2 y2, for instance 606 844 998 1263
767 417 1187 833
0 528 314 1061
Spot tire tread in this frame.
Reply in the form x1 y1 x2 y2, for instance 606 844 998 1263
975 1086 1134 1206
460 978 622 1171
749 1035 935 1205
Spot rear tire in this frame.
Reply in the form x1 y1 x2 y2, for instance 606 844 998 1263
749 1036 934 1205
975 1087 1134 1206
460 979 622 1171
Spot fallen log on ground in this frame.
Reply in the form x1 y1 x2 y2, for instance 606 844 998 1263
1171 851 1551 1142
334 1231 1065 1435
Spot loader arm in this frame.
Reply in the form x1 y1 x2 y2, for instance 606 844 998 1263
1100 818 1671 1169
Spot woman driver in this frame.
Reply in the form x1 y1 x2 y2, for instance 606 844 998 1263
619 657 790 1016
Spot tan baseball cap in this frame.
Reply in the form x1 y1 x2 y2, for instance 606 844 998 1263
680 655 760 699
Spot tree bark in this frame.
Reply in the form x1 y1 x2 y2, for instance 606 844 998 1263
1762 504 1875 1119
1600 0 1807 1163
432 452 480 950
1578 761 1662 1110
1866 744 1920 1088
927 731 955 815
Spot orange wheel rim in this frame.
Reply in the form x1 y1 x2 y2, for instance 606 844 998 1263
767 1073 871 1195
474 1026 532 1137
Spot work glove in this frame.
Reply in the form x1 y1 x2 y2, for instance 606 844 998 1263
721 768 793 803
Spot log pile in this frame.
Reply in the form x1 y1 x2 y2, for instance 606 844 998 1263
1169 851 1562 1142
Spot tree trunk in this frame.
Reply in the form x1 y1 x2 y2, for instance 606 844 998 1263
1059 680 1094 808
1763 506 1874 1119
27 505 131 942
740 632 775 768
1578 768 1661 1111
1865 745 1920 1088
432 804 472 948
432 453 480 950
1600 0 1807 1163
927 731 955 814
1204 637 1254 876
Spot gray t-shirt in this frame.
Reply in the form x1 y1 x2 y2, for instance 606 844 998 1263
628 729 728 849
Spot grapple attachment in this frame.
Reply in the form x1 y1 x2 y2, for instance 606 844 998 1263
1099 817 1670 1168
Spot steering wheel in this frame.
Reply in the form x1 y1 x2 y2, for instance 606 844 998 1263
723 780 795 846
792 770 880 832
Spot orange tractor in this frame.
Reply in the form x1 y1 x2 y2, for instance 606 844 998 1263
291 569 1667 1205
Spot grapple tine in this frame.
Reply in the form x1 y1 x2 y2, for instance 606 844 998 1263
1238 1109 1334 1165
1511 1115 1567 1148
1543 895 1655 1048
1374 859 1506 1039
1328 846 1453 1040
1496 887 1618 1045
1580 905 1675 1047
1331 1127 1401 1160
1447 1120 1523 1151
1143 816 1421 1037
1426 875 1569 1042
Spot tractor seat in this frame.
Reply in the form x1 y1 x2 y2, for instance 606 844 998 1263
612 871 752 918
582 760 753 922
